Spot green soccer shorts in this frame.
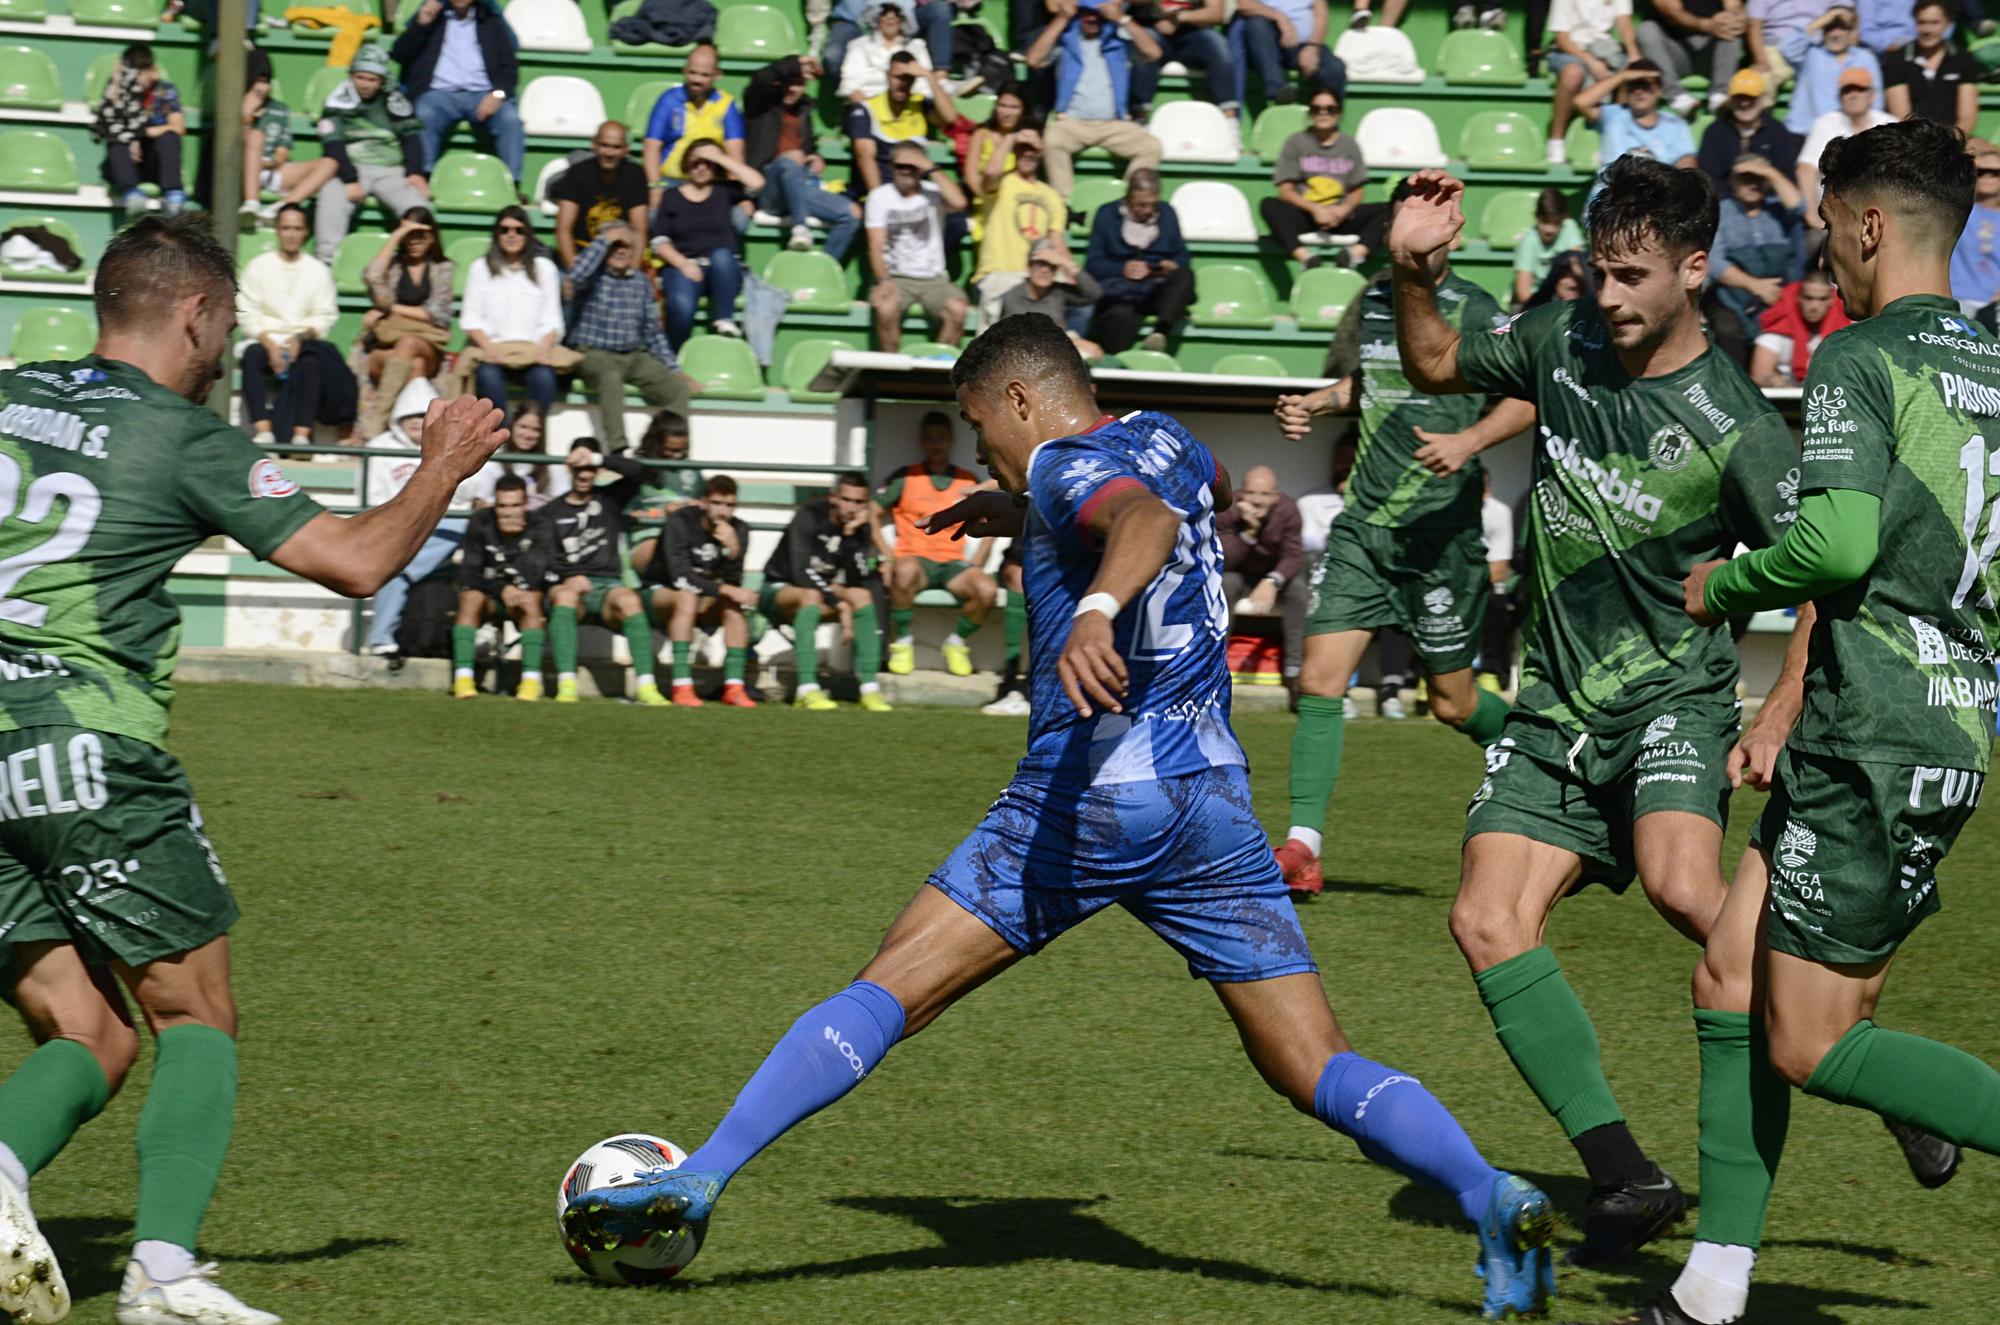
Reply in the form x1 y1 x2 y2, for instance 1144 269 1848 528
0 726 237 969
576 576 626 623
1306 518 1491 675
1464 705 1738 889
1753 747 1981 965
910 556 973 592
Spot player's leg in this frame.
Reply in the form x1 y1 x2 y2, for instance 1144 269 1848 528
451 588 490 698
661 588 704 703
603 587 666 705
834 584 889 710
1276 625 1373 895
503 587 547 701
1425 667 1508 742
939 565 996 677
985 554 1028 711
886 556 922 674
1631 811 1729 947
547 577 589 702
1397 524 1506 742
712 595 755 706
774 585 836 708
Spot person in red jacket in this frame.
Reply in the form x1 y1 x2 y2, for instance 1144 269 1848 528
1749 269 1850 387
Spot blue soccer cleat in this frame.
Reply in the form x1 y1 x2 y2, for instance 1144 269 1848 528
561 1167 726 1255
1473 1172 1559 1319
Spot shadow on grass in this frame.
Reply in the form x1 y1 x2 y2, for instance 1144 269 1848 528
40 1217 403 1303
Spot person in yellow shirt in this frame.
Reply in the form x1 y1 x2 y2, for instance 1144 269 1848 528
970 128 1068 323
844 54 957 192
642 44 749 187
873 412 996 676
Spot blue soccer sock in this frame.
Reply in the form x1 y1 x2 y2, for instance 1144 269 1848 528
1314 1051 1501 1226
683 980 906 1184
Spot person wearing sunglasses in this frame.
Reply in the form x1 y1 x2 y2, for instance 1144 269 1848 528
1572 57 1698 199
865 141 970 353
1259 89 1383 269
461 205 564 425
1784 5 1882 137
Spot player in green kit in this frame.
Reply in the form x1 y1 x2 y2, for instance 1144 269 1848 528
1270 177 1537 896
0 217 505 1325
1580 118 2000 1325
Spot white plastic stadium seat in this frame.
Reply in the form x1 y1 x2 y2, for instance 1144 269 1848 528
505 0 593 52
1147 100 1240 164
1334 24 1425 83
1169 180 1257 243
520 76 606 138
1354 107 1448 170
532 156 570 215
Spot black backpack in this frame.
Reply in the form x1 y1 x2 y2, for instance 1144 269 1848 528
393 570 458 659
952 24 1017 91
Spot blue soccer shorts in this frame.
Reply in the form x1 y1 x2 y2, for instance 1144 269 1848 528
927 764 1319 983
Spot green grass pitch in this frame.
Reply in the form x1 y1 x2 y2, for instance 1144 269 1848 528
20 685 1999 1324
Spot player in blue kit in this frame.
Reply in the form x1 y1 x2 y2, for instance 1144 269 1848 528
562 315 1559 1318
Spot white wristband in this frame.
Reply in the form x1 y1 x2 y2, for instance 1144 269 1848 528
1073 592 1119 620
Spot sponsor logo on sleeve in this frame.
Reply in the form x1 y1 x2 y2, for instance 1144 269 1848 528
248 458 299 499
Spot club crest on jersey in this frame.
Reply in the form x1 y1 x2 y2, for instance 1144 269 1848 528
247 458 298 499
1911 615 1950 665
1423 587 1453 615
1777 821 1818 869
1647 423 1695 472
1642 713 1678 745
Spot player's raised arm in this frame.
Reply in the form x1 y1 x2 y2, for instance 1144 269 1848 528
1062 484 1183 718
1389 170 1478 395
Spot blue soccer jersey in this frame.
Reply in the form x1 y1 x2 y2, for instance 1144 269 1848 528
1017 410 1242 787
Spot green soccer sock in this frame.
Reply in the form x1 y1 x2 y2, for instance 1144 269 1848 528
793 604 822 688
1806 1019 2000 1153
1003 587 1026 664
134 1025 238 1250
1693 1009 1790 1248
519 628 546 676
1286 695 1346 840
551 606 579 677
622 614 658 685
890 606 914 642
0 1038 109 1177
853 603 881 679
1457 688 1511 747
450 625 476 674
724 646 746 685
671 640 693 685
952 613 980 642
1475 946 1629 1141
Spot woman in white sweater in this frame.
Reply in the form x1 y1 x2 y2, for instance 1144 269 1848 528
237 202 356 445
838 3 932 100
460 204 565 424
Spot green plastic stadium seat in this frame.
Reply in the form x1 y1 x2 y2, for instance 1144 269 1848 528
1289 265 1363 330
0 0 45 21
1565 117 1600 173
1110 348 1179 372
1211 352 1288 378
1066 176 1124 232
236 229 277 264
446 234 487 295
0 132 77 194
678 334 765 399
302 65 349 120
762 250 852 313
82 51 118 104
1438 29 1526 86
430 152 517 214
1479 188 1542 249
0 215 87 281
608 0 692 54
69 0 158 25
0 48 61 112
900 340 958 360
289 0 377 38
955 94 994 125
333 231 388 294
1189 263 1276 329
715 4 798 58
780 337 847 402
10 306 92 362
1252 103 1308 163
1460 112 1543 170
624 79 674 130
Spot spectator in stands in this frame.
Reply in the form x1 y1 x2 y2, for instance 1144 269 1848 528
847 54 958 193
867 141 970 352
1527 249 1592 307
391 0 524 180
462 205 565 424
1748 0 1835 85
645 474 758 707
840 2 935 100
1785 6 1882 132
1259 89 1383 268
314 43 430 266
241 46 338 225
1028 0 1166 197
1574 60 1698 186
1952 142 2000 314
1128 0 1238 137
644 45 748 189
1084 168 1193 353
967 85 1040 238
1217 465 1307 690
1883 0 1980 134
1697 67 1803 192
1708 153 1806 347
747 56 863 258
1798 65 1895 227
627 408 700 573
1349 0 1408 25
364 377 490 659
971 127 1065 321
826 0 954 87
571 221 697 450
1546 0 1641 166
540 443 671 706
761 472 889 710
875 415 992 678
1228 0 1345 107
453 474 555 701
1751 268 1849 386
1637 0 1748 117
1000 242 1105 357
357 207 453 438
239 204 357 448
96 43 187 220
650 139 764 348
552 121 651 282
1512 188 1584 307
1856 0 1916 51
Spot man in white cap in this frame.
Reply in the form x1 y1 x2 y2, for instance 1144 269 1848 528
313 42 431 265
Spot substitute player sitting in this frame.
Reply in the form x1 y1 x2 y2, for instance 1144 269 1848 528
563 314 1561 1320
878 411 996 677
541 443 669 707
759 473 890 711
645 474 757 707
451 474 555 701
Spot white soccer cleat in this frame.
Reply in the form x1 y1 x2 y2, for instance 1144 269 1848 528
0 1171 66 1324
114 1261 280 1325
981 691 1030 716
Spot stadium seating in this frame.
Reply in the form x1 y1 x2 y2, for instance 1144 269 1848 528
447 234 487 294
956 93 994 125
1479 188 1540 248
1170 181 1256 243
1147 101 1241 165
1438 29 1527 86
333 232 387 295
0 215 88 282
285 0 377 39
1110 348 1180 372
531 157 569 214
1290 265 1364 330
762 250 852 312
714 4 799 59
10 306 94 361
1251 104 1307 163
69 0 158 26
1566 118 1601 172
1332 24 1425 83
0 0 45 21
625 79 674 129
0 48 62 113
1354 108 1448 170
506 0 594 53
237 230 277 263
1461 111 1543 170
901 340 958 360
520 76 607 138
1066 176 1123 232
677 334 765 398
82 51 118 105
1189 263 1277 329
1212 352 1288 377
780 337 846 402
0 132 78 194
430 153 517 213
303 66 349 119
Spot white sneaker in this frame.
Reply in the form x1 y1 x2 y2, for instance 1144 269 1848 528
1669 92 1699 117
1545 139 1566 166
249 430 275 448
1342 696 1356 720
787 224 813 251
750 209 785 228
0 1171 65 1324
1379 693 1408 720
981 691 1030 716
713 319 743 339
115 1260 280 1325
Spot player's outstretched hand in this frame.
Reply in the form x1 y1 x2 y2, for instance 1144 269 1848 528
1273 393 1316 441
1413 426 1480 476
1387 169 1466 270
921 489 1026 540
1681 558 1725 626
420 396 509 484
1059 611 1127 718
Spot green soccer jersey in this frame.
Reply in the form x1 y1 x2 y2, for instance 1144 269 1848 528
1343 271 1506 529
254 97 293 163
1789 294 2000 771
1456 299 1798 731
0 357 323 748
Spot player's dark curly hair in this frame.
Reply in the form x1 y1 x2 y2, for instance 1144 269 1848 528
95 213 235 332
1819 117 1973 242
952 313 1093 404
1584 155 1718 261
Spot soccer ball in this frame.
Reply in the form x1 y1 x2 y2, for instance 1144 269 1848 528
558 1133 707 1285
